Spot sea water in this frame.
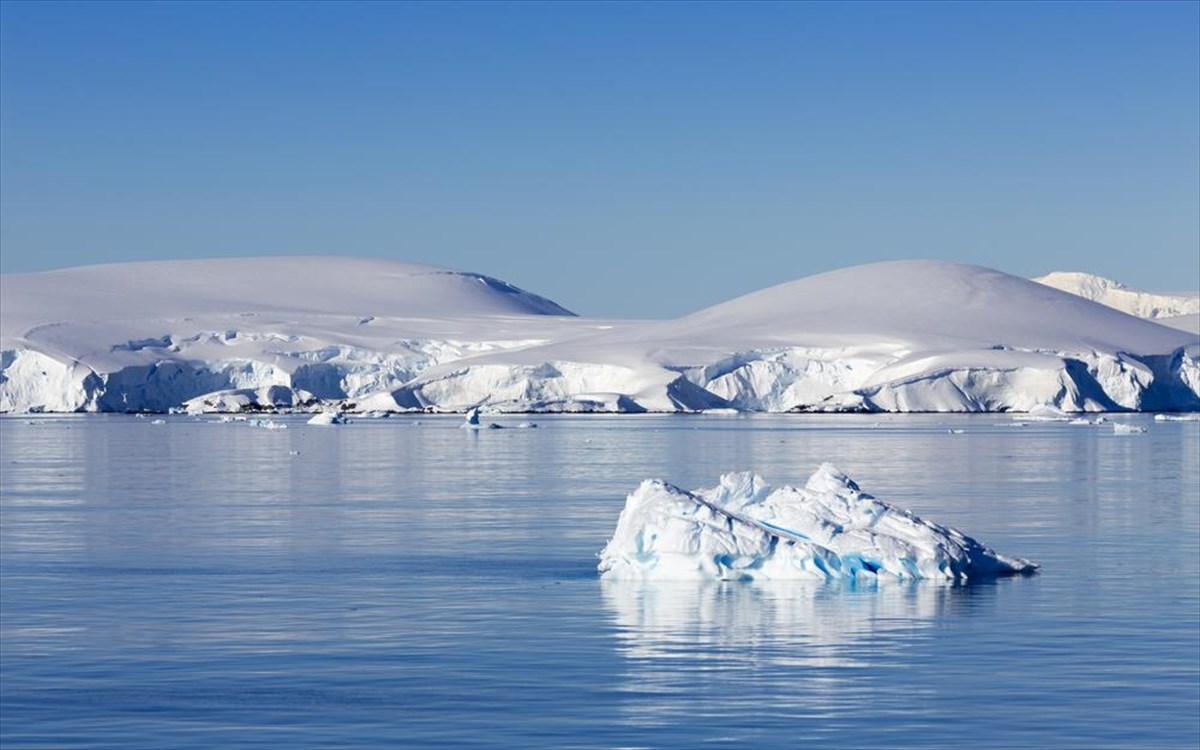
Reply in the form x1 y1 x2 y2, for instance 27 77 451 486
1 414 1197 749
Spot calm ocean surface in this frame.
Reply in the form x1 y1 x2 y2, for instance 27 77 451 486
1 413 1197 749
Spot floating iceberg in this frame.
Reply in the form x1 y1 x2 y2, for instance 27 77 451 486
460 407 502 430
1112 423 1147 435
598 465 1037 582
1154 413 1200 422
247 418 288 430
307 411 347 426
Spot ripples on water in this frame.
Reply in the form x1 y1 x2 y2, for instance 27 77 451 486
1 414 1197 748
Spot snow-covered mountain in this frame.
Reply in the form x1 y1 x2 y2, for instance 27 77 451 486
2 257 1197 413
1034 271 1200 320
0 257 596 412
392 260 1199 413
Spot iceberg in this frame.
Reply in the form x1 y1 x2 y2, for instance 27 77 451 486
1154 413 1200 422
598 465 1037 582
307 411 347 426
460 407 502 430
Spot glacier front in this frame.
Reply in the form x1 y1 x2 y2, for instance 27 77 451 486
2 257 1197 413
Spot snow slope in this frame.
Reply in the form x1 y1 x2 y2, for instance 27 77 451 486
598 465 1037 582
0 257 601 412
2 258 1197 413
1156 314 1200 336
392 261 1200 413
1034 272 1200 320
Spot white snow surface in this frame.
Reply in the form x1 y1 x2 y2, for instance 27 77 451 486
1034 272 1200 320
598 465 1037 582
1157 314 1200 335
3 257 1198 413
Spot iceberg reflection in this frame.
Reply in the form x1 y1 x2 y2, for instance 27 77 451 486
602 578 1007 727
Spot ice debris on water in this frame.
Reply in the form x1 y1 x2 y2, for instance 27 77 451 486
1155 413 1200 422
1020 404 1072 422
206 414 288 429
307 411 348 426
598 464 1038 583
248 418 288 430
1112 423 1147 435
461 407 502 430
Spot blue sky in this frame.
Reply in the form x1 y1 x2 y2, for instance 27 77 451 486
1 1 1197 317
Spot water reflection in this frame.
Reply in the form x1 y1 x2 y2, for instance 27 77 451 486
602 578 1008 727
2 414 1196 749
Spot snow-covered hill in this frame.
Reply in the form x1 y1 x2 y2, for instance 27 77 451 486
392 261 1199 413
0 257 598 412
1034 271 1200 320
1158 314 1200 335
2 258 1197 413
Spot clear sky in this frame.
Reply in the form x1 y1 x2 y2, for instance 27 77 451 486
1 1 1197 317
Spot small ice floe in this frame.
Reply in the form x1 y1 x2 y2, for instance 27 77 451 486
135 413 147 419
359 410 392 420
248 418 288 430
150 418 167 425
460 407 502 430
598 465 1037 583
1112 423 1147 435
289 450 300 456
1155 413 1200 422
516 422 538 429
947 428 964 434
1021 404 1071 422
307 411 348 426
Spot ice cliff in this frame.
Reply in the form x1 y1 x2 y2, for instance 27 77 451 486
1034 271 1200 320
597 465 1037 582
2 257 1197 413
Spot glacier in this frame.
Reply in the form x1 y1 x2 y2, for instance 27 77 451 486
1034 271 1200 320
2 257 1197 413
597 465 1037 582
